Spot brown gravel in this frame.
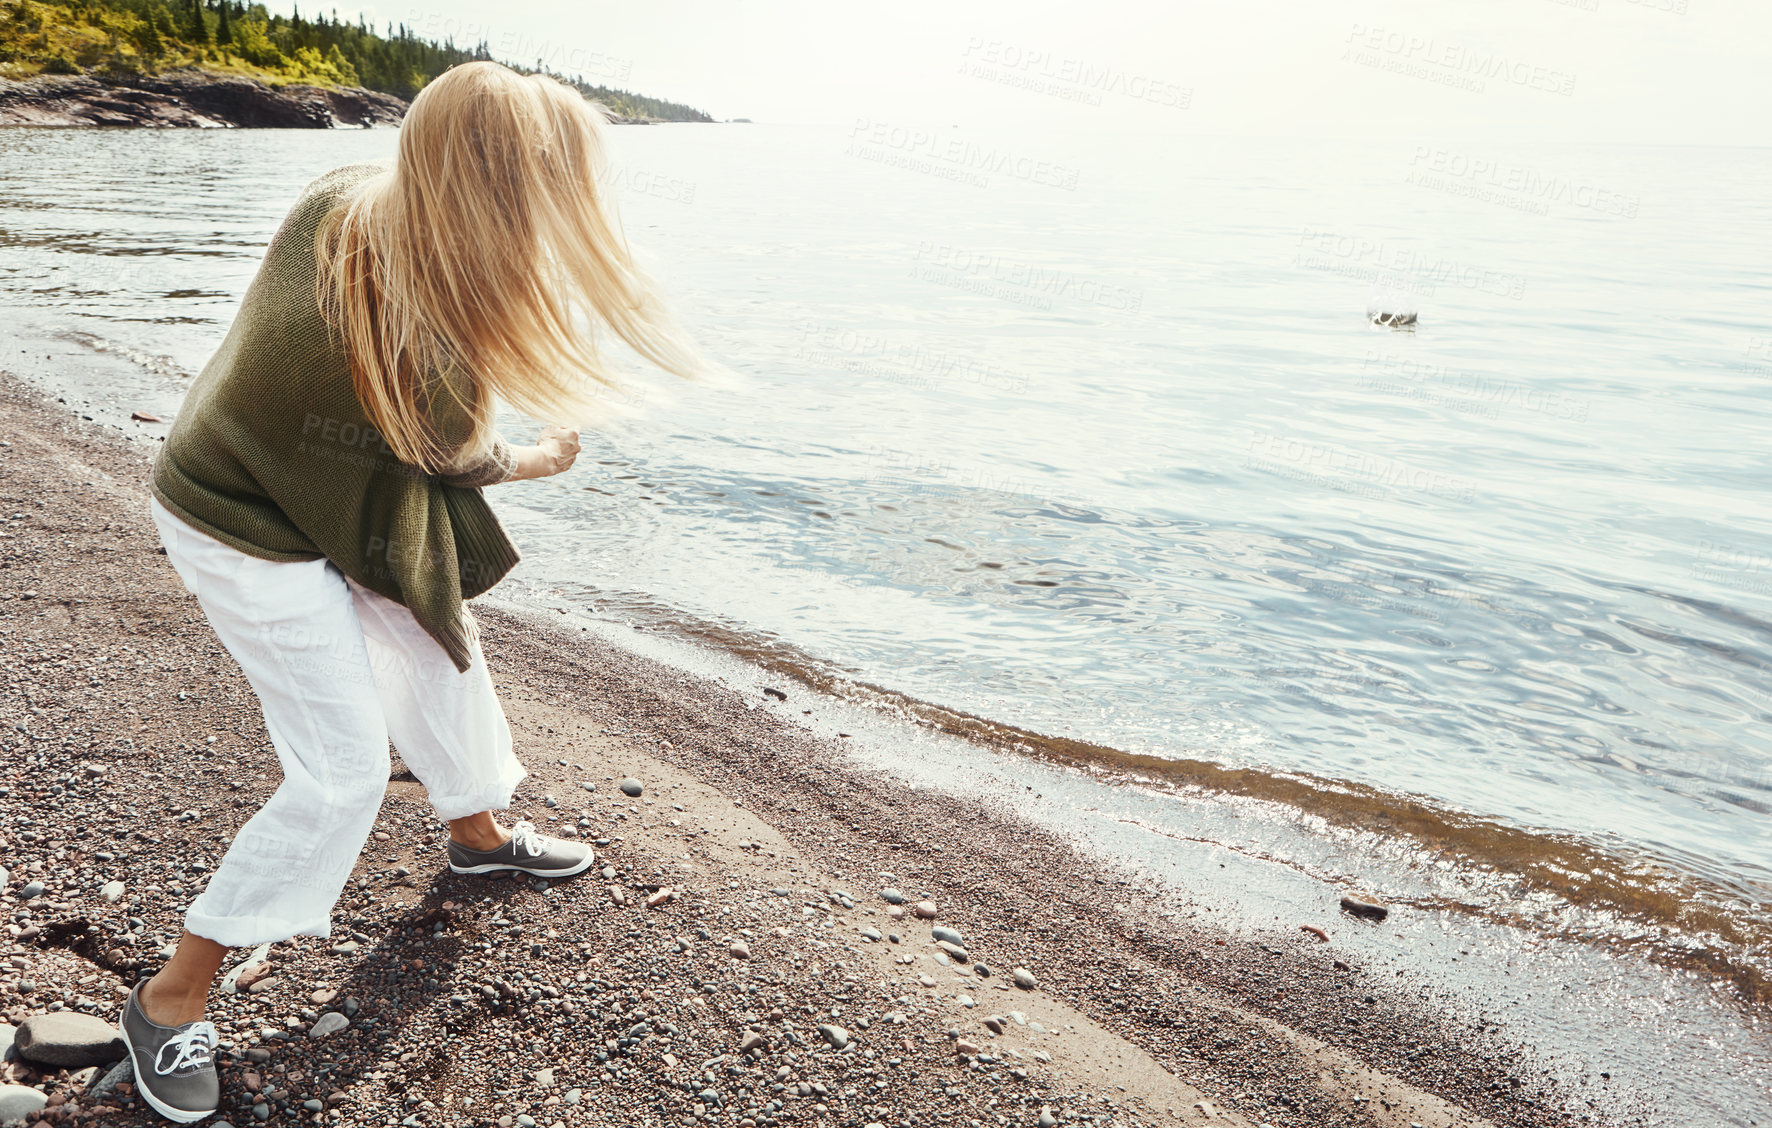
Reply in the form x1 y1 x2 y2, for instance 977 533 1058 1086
0 369 1627 1128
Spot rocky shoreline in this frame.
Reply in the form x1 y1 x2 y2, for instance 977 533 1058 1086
0 70 657 128
0 367 1617 1128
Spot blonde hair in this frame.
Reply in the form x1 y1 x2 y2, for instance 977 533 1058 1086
315 60 712 471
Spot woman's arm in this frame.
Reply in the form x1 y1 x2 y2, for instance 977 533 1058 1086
506 425 581 482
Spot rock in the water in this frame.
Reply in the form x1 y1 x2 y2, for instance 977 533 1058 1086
15 1012 125 1067
0 1084 47 1124
1011 967 1038 990
619 778 644 797
1339 895 1390 921
931 926 964 945
816 1024 849 1050
309 1013 349 1039
913 900 938 918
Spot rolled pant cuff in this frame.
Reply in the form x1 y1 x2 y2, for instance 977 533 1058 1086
427 764 529 822
184 906 333 949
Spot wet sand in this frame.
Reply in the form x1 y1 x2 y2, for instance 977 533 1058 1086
0 368 1616 1127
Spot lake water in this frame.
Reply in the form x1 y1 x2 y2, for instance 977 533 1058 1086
2 124 1769 1122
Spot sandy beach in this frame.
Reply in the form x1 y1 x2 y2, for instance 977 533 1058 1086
0 366 1616 1128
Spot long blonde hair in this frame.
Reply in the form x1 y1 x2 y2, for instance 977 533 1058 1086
315 60 711 471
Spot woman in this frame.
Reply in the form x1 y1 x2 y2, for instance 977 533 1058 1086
120 61 712 1121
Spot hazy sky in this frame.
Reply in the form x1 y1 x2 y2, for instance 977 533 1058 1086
297 0 1767 146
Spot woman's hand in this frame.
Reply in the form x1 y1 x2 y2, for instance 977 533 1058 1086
512 425 581 481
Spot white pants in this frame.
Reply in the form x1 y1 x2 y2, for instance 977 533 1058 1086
150 497 526 947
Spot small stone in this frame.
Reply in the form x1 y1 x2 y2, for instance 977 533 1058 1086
729 940 750 959
302 1099 324 1113
935 941 968 962
14 1012 126 1067
879 889 904 904
815 1024 848 1050
246 976 281 995
1037 1110 1057 1128
1339 895 1390 922
329 941 361 955
99 881 125 904
974 964 991 977
619 778 644 798
983 1017 1004 1034
310 989 338 1006
913 900 938 918
85 1057 134 1100
931 926 964 945
309 1013 349 1039
564 1088 583 1105
1011 968 1038 990
887 907 905 920
535 1067 554 1087
739 1031 766 1052
16 883 43 901
955 1038 979 1055
646 890 673 909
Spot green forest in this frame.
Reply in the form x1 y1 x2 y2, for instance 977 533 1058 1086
0 0 713 120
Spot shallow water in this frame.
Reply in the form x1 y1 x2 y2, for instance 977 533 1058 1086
2 124 1770 1122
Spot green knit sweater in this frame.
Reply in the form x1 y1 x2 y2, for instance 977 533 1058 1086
151 162 521 673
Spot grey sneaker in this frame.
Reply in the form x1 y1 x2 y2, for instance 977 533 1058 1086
118 980 220 1123
448 820 596 878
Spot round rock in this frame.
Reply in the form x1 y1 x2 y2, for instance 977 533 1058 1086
931 926 964 946
619 778 644 798
879 888 905 905
1011 967 1039 990
0 1084 47 1124
308 1012 349 1039
913 900 938 919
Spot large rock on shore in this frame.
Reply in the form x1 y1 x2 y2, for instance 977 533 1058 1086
0 69 406 128
13 1012 126 1068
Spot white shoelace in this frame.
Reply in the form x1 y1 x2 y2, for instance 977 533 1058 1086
509 820 547 859
155 1021 218 1076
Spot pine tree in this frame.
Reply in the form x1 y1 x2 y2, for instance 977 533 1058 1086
215 0 232 45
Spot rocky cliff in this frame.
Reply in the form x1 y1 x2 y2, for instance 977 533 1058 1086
0 69 407 128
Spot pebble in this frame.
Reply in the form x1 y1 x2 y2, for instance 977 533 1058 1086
983 1017 1004 1034
619 778 644 798
247 976 282 994
310 989 338 1005
1037 1109 1057 1128
815 1024 848 1050
879 888 905 904
16 882 43 901
14 1012 125 1067
955 1038 979 1055
739 1031 766 1052
99 880 125 903
1340 895 1390 922
1012 968 1038 990
329 940 361 955
935 940 969 962
0 1085 47 1124
931 926 965 945
913 900 938 918
309 1012 349 1039
729 940 750 959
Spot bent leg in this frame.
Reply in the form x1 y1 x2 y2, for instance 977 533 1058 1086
347 582 526 823
150 499 390 948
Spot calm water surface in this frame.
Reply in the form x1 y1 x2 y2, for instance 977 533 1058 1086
2 124 1769 1120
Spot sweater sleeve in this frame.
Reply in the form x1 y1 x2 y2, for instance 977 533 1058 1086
438 433 518 488
427 360 517 488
